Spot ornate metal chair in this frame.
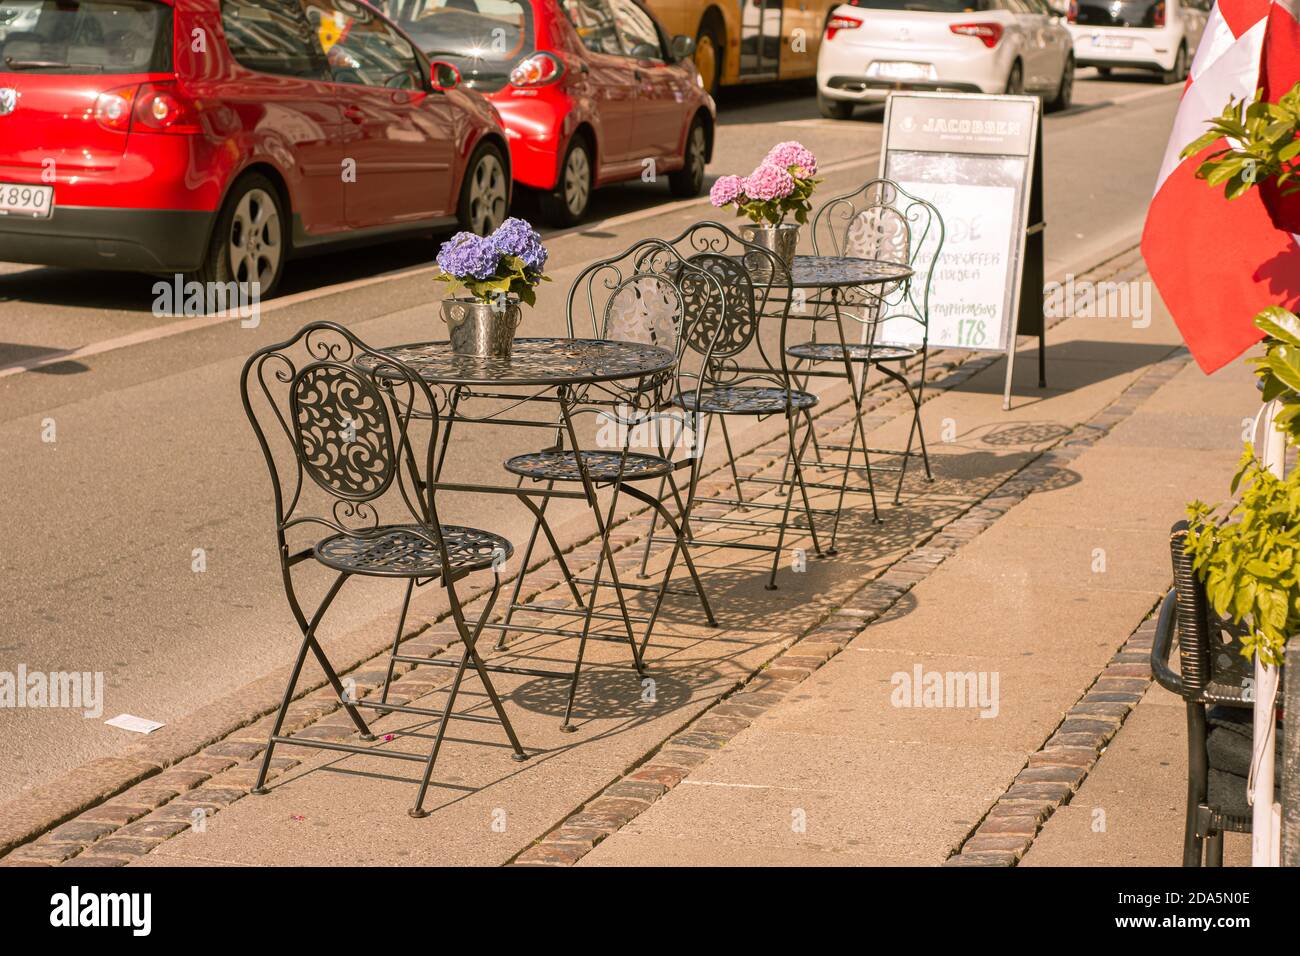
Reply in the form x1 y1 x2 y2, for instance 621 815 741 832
1152 520 1280 865
787 179 943 508
492 238 723 723
647 220 823 590
240 322 525 818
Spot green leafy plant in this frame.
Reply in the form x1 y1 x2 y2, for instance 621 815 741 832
1179 83 1300 667
1181 81 1300 201
1186 447 1300 667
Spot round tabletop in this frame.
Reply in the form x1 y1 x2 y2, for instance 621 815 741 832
789 255 913 290
358 337 675 387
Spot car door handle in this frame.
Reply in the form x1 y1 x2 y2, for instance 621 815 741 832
343 105 364 124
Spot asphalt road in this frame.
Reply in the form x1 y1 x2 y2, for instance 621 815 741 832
0 70 1183 803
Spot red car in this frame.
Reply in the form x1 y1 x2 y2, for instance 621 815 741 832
378 0 715 225
0 0 511 296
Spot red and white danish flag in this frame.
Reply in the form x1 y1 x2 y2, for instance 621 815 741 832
1141 0 1300 373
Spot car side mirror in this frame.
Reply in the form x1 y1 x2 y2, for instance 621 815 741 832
431 60 461 91
670 34 695 61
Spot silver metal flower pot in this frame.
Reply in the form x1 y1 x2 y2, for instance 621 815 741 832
739 222 800 277
441 297 522 357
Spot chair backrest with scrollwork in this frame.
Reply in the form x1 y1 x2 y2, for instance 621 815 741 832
566 237 728 460
240 322 466 593
811 179 943 347
657 220 795 392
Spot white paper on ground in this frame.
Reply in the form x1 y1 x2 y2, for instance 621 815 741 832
105 713 165 734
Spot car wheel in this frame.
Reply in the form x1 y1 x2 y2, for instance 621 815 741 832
193 173 285 303
817 89 855 120
1048 53 1074 112
1005 60 1024 95
457 140 509 235
540 135 592 227
1162 44 1187 84
668 117 707 197
695 18 723 98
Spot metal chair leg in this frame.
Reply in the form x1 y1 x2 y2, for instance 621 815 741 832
380 579 416 705
1205 829 1224 867
253 573 364 794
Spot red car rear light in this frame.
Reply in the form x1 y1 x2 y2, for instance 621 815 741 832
133 82 201 133
1066 0 1078 21
1152 0 1165 26
509 52 564 88
93 85 137 132
825 14 862 40
93 82 199 134
949 22 1004 48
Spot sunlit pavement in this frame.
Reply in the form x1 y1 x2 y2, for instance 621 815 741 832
0 70 1197 856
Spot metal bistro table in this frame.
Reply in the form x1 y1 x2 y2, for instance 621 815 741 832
357 336 675 732
767 255 915 551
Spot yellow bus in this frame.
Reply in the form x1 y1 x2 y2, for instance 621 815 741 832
644 0 839 94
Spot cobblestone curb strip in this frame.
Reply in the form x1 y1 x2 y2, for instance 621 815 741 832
0 245 1151 865
508 345 1190 866
942 611 1159 867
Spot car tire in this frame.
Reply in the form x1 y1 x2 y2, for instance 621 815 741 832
540 134 593 227
192 173 286 304
457 140 510 235
818 89 854 120
1162 44 1187 84
1005 60 1024 95
669 117 707 197
695 17 723 99
1048 53 1074 112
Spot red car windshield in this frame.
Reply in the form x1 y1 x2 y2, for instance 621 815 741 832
0 0 171 74
376 0 533 91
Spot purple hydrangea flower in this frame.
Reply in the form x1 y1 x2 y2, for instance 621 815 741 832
765 141 817 178
436 231 501 281
743 162 795 202
490 216 548 272
709 174 745 207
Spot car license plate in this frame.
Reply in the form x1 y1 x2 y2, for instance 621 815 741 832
1092 35 1134 49
872 61 934 81
0 183 53 219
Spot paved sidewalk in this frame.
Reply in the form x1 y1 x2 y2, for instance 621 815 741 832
0 250 1258 868
576 271 1258 867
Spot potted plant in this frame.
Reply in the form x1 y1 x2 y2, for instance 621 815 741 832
709 141 820 269
434 217 549 357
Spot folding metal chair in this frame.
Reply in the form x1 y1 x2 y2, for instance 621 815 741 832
490 238 726 724
240 321 525 818
787 179 943 514
644 220 823 590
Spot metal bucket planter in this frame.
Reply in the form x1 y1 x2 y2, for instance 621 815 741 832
739 222 799 278
441 297 522 357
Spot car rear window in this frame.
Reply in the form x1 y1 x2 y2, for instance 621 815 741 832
376 0 533 92
842 0 995 11
0 0 171 74
1074 0 1163 27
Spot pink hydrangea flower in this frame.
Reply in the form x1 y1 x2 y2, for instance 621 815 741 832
743 162 795 202
710 174 745 207
765 141 818 178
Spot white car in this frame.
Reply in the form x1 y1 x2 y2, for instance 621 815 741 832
1067 0 1208 83
816 0 1076 120
0 1 41 41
